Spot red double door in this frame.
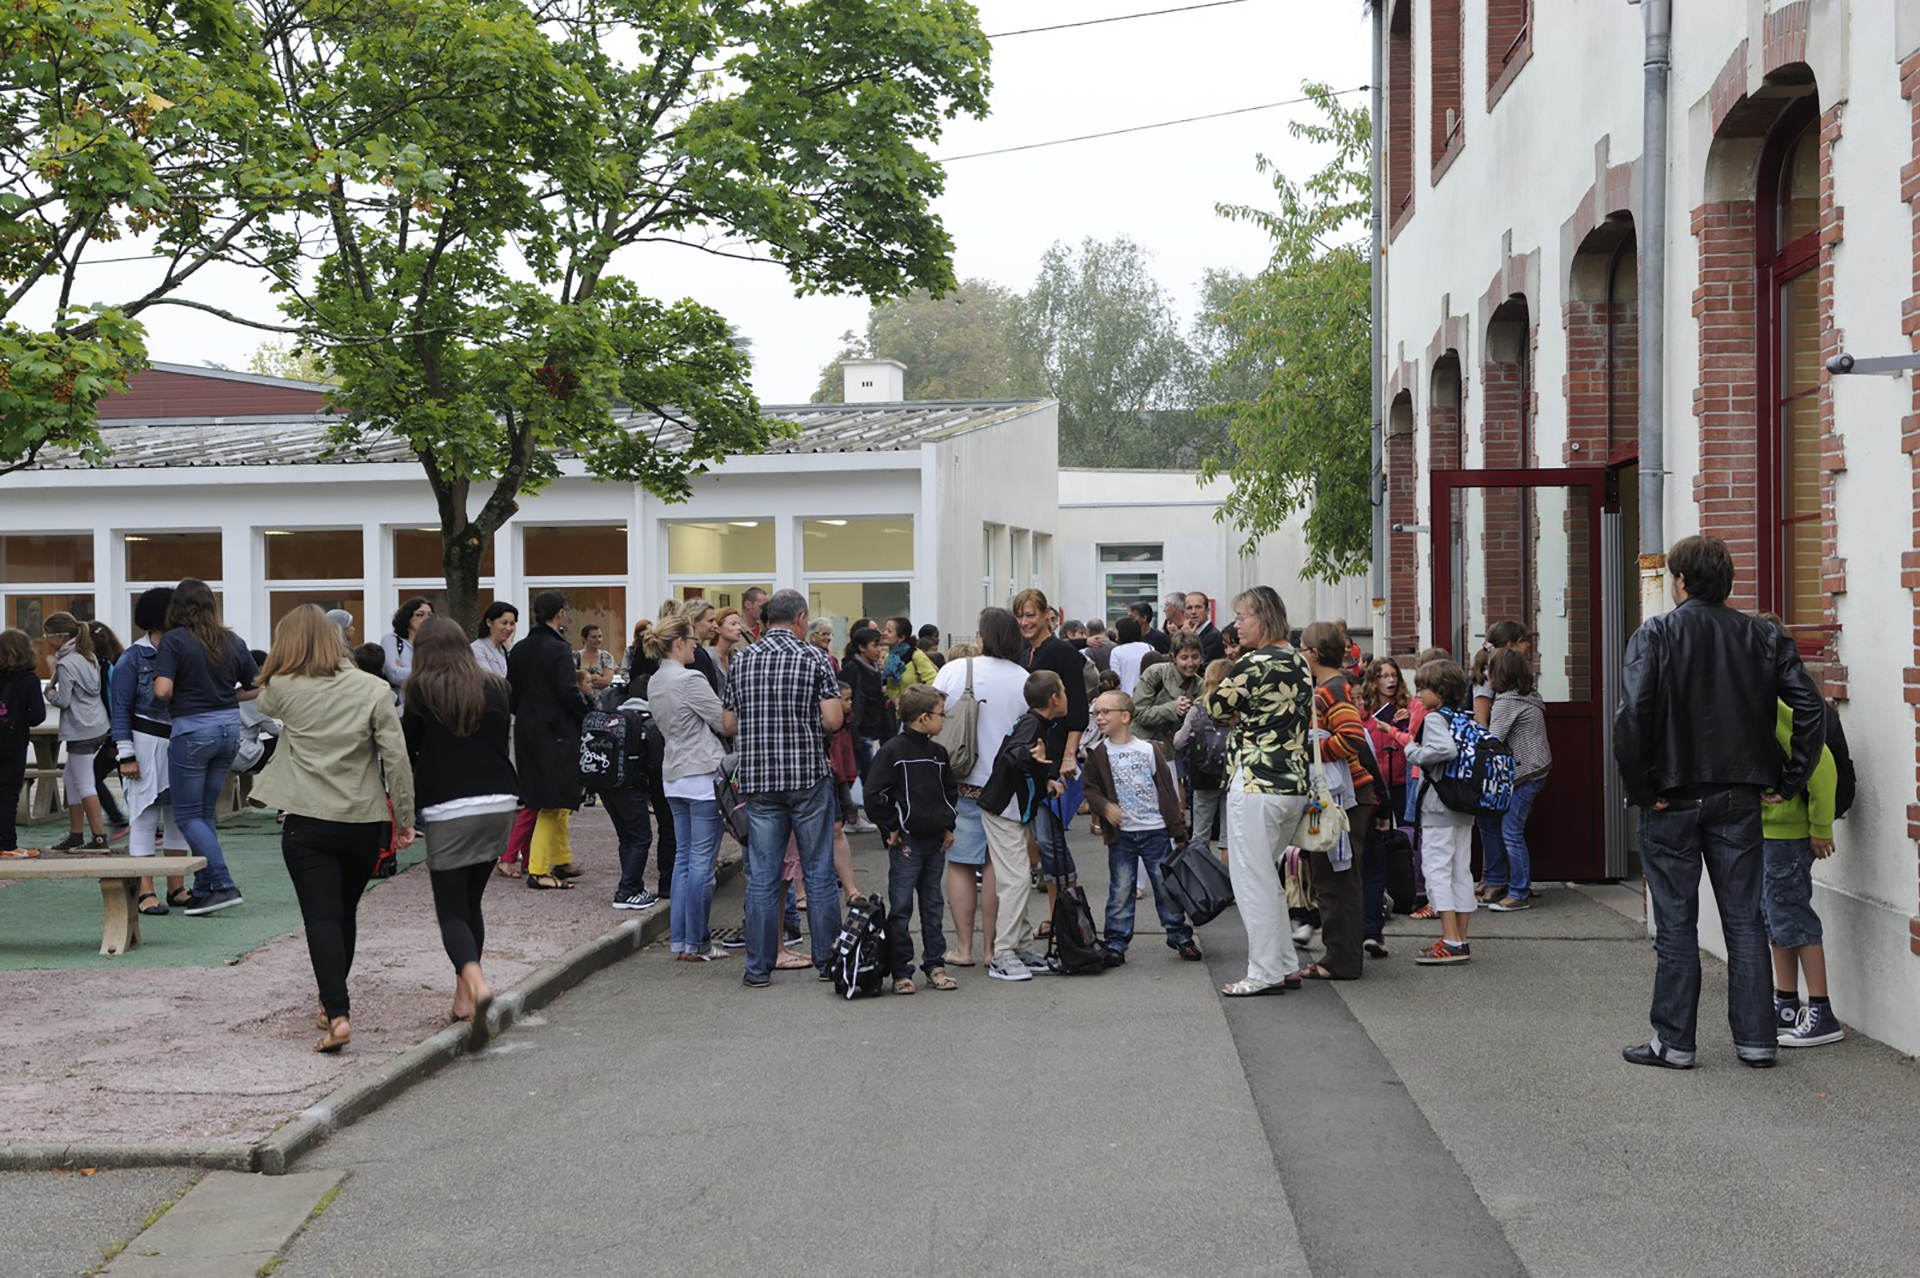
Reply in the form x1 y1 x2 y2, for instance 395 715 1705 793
1430 468 1618 881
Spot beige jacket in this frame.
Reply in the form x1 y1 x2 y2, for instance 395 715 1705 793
252 665 415 829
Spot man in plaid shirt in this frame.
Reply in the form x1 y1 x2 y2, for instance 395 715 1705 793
724 588 847 986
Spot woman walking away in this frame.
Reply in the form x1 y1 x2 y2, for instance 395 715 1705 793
42 613 112 851
382 597 434 708
154 578 259 914
1207 586 1315 998
253 605 415 1052
0 629 48 859
648 613 738 961
471 601 517 678
1482 648 1551 911
405 616 516 1049
112 589 190 912
1297 621 1377 981
508 591 592 891
87 621 128 828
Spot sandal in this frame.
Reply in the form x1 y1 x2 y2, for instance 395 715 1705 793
1221 978 1288 997
1411 904 1437 920
167 888 195 908
551 863 582 879
774 951 813 970
137 892 167 917
495 861 525 879
525 873 574 890
926 969 958 991
893 977 916 995
1293 963 1353 981
1035 921 1054 939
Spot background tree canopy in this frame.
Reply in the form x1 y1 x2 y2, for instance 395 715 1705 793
810 278 1035 402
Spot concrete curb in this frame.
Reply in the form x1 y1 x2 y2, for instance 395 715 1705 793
1 854 741 1176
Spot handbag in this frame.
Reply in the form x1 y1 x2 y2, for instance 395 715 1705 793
932 658 978 777
1288 690 1349 852
1162 838 1235 926
714 765 749 844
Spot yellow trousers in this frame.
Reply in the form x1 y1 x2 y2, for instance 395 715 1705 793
529 809 573 876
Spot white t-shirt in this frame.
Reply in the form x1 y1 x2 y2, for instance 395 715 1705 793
1109 642 1153 695
932 655 1030 789
1105 737 1164 831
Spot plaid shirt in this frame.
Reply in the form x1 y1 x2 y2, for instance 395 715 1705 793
723 626 841 794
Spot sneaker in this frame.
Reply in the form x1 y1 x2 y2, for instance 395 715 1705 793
1174 940 1203 962
1487 896 1531 912
1363 938 1390 958
675 946 729 962
1291 922 1314 946
183 887 243 916
0 847 41 859
1413 939 1470 965
717 928 747 949
1102 946 1127 967
1774 995 1803 1038
987 955 1033 982
49 832 85 853
1780 1003 1845 1048
846 817 879 834
613 889 658 911
1016 948 1052 974
783 925 803 947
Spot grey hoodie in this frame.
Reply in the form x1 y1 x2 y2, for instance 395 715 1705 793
47 642 109 741
1490 689 1552 782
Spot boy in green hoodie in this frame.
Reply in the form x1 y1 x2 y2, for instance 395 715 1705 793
1762 697 1844 1047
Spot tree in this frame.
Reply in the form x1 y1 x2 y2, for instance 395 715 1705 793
0 0 306 475
809 278 1032 402
1200 84 1373 580
260 0 991 628
247 340 333 383
1007 236 1194 469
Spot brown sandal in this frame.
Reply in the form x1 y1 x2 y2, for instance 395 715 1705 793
526 873 573 890
495 861 525 879
1411 904 1437 920
926 969 958 991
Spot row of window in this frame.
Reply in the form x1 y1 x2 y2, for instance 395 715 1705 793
1387 0 1534 223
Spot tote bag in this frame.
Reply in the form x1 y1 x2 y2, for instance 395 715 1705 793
1289 691 1348 853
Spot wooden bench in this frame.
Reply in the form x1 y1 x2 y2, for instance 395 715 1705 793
0 856 208 956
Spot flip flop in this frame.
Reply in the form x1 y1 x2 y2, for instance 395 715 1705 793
774 951 813 970
466 995 493 1052
945 958 977 968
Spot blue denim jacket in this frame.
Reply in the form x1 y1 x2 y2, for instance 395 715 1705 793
111 638 170 750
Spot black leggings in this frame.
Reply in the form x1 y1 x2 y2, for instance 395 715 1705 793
1 765 22 850
429 862 493 971
92 749 125 826
282 815 386 1019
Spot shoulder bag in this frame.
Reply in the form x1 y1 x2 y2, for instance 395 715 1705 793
1288 688 1348 852
932 658 979 777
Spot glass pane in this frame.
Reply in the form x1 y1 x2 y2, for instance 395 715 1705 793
1784 518 1822 629
1450 484 1592 702
125 531 221 583
1098 544 1162 563
1778 121 1818 246
532 586 626 660
1 534 93 584
665 522 770 576
1782 393 1821 523
802 518 913 572
524 526 628 579
670 582 773 613
269 590 365 643
265 528 364 581
1102 570 1159 628
807 581 913 652
9 593 94 679
393 528 494 578
1778 275 1820 399
128 592 223 632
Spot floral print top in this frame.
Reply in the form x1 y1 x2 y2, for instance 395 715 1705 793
1206 644 1313 795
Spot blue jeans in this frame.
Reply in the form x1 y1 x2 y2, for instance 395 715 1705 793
667 794 723 954
603 785 654 899
744 777 838 982
1103 828 1191 951
1639 789 1776 1062
1480 775 1546 899
886 832 948 977
169 721 240 894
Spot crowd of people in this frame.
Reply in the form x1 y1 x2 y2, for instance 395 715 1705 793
0 533 1847 1065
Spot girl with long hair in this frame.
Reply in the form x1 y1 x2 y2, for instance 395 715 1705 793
111 589 191 911
42 612 112 851
87 620 128 826
253 605 415 1053
405 615 516 1048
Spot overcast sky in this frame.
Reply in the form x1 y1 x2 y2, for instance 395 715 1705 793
64 0 1373 404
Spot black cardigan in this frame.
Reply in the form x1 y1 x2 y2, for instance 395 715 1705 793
402 679 518 810
1025 635 1090 765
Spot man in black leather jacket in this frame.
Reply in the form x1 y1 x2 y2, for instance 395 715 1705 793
1613 536 1824 1071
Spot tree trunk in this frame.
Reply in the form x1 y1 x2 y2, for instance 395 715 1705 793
440 525 488 637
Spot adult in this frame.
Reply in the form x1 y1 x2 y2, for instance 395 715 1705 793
253 605 414 1053
471 601 517 679
403 615 516 1049
1184 592 1227 663
575 622 616 692
1163 592 1189 637
326 609 356 646
1131 601 1170 654
1083 618 1114 672
710 607 748 686
1207 586 1315 997
806 619 839 671
931 607 1033 967
507 591 593 891
918 623 946 669
1614 535 1823 1071
1298 620 1376 982
648 613 737 961
880 615 938 703
154 578 259 914
678 599 723 694
111 589 191 909
1012 589 1091 909
727 589 845 986
740 587 769 640
1132 631 1204 751
42 612 111 852
1107 615 1154 695
0 628 48 859
381 597 434 708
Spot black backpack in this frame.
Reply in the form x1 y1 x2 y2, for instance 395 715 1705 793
578 710 625 794
616 703 653 787
1823 702 1855 819
1042 801 1108 975
830 895 890 999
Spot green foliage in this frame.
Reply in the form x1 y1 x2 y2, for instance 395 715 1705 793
0 0 305 474
1008 236 1194 469
1201 84 1373 581
810 278 1034 402
246 340 333 383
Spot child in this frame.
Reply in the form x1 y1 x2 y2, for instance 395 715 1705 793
1175 658 1234 849
976 669 1069 983
1763 696 1844 1047
830 681 860 829
353 642 388 678
1483 648 1551 910
603 692 661 912
1 628 49 859
1406 658 1476 965
1083 690 1199 963
863 685 960 993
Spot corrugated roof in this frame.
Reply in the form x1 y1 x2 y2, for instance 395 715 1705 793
30 399 1051 470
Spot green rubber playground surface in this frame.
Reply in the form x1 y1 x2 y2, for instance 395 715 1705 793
0 813 427 971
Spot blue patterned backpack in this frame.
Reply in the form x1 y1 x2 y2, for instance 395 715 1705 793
1421 707 1517 817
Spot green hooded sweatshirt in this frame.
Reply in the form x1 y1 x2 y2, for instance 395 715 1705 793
1763 698 1836 841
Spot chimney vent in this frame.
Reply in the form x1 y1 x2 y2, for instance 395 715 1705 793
841 358 906 403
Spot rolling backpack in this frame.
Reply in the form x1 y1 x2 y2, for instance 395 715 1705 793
578 710 626 794
830 894 890 999
1043 799 1108 975
1419 707 1517 818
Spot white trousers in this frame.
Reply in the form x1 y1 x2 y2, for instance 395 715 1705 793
981 809 1037 961
1419 821 1476 915
130 802 189 858
1225 782 1308 985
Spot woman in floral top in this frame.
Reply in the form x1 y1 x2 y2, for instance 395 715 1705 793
1207 584 1315 997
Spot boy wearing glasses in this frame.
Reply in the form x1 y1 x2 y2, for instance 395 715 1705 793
1082 690 1199 963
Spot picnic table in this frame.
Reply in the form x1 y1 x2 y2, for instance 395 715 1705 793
0 854 208 955
21 717 252 828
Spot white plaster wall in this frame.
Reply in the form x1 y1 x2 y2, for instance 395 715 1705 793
929 404 1060 639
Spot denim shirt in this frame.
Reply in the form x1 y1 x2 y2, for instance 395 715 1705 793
111 637 170 750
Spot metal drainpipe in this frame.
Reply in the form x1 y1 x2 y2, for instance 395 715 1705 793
1370 0 1388 649
1638 0 1671 621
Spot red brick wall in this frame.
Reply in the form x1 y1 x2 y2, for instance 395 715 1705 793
1898 51 1920 953
1689 200 1763 613
1479 316 1534 633
1487 0 1532 108
1812 104 1848 692
1563 297 1637 464
1386 410 1419 655
1430 0 1465 179
1388 0 1414 235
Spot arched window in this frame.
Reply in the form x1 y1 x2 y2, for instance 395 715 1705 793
1758 104 1821 628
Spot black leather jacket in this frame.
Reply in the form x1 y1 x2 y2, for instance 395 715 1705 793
1613 599 1823 808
